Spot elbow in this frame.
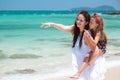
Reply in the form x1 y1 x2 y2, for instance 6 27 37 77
93 42 98 50
93 45 97 51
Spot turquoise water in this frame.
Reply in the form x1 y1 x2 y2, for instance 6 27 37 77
0 10 120 78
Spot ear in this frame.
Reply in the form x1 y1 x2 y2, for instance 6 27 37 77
96 23 99 27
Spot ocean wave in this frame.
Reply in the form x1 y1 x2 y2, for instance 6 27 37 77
0 25 37 30
5 68 36 74
49 53 65 57
4 34 22 38
63 43 71 47
108 39 120 47
114 52 120 56
34 38 71 42
0 50 7 59
105 52 120 58
34 38 46 41
109 39 118 42
0 52 7 59
9 53 42 59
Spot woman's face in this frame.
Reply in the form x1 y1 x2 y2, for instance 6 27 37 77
89 17 98 30
76 14 88 31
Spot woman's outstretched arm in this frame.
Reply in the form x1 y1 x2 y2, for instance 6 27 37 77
41 22 74 34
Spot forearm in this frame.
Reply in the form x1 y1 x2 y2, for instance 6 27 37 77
51 23 73 33
86 36 97 51
84 31 100 51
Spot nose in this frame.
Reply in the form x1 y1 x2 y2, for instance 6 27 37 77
77 20 81 23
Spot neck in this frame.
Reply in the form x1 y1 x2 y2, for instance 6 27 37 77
79 28 84 32
92 28 96 32
79 28 84 36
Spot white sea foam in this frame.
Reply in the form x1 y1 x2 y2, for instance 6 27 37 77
0 66 72 80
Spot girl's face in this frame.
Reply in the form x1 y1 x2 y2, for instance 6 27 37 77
89 17 98 30
76 14 88 31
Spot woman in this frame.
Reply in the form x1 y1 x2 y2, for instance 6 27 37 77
42 11 106 80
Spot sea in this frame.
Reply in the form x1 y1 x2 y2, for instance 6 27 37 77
0 10 120 80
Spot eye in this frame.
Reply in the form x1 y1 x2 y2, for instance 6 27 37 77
76 18 79 20
90 21 92 24
76 18 84 22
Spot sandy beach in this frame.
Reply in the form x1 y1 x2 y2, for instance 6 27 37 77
105 66 120 80
44 61 120 80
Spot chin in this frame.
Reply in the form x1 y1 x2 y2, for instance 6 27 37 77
77 25 80 28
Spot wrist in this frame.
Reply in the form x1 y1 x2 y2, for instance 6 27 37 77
50 23 54 26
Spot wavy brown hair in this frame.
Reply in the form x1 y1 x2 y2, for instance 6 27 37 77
92 13 107 47
72 10 90 48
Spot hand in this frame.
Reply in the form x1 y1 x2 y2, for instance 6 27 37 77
84 30 90 37
41 22 54 28
84 30 91 45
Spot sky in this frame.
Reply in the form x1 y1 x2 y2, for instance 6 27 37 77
0 0 120 10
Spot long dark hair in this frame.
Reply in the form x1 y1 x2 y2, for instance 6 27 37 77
72 10 90 48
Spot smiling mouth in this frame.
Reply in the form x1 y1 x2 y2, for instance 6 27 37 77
77 24 81 26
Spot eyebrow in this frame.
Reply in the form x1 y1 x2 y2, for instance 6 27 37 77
76 17 85 20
